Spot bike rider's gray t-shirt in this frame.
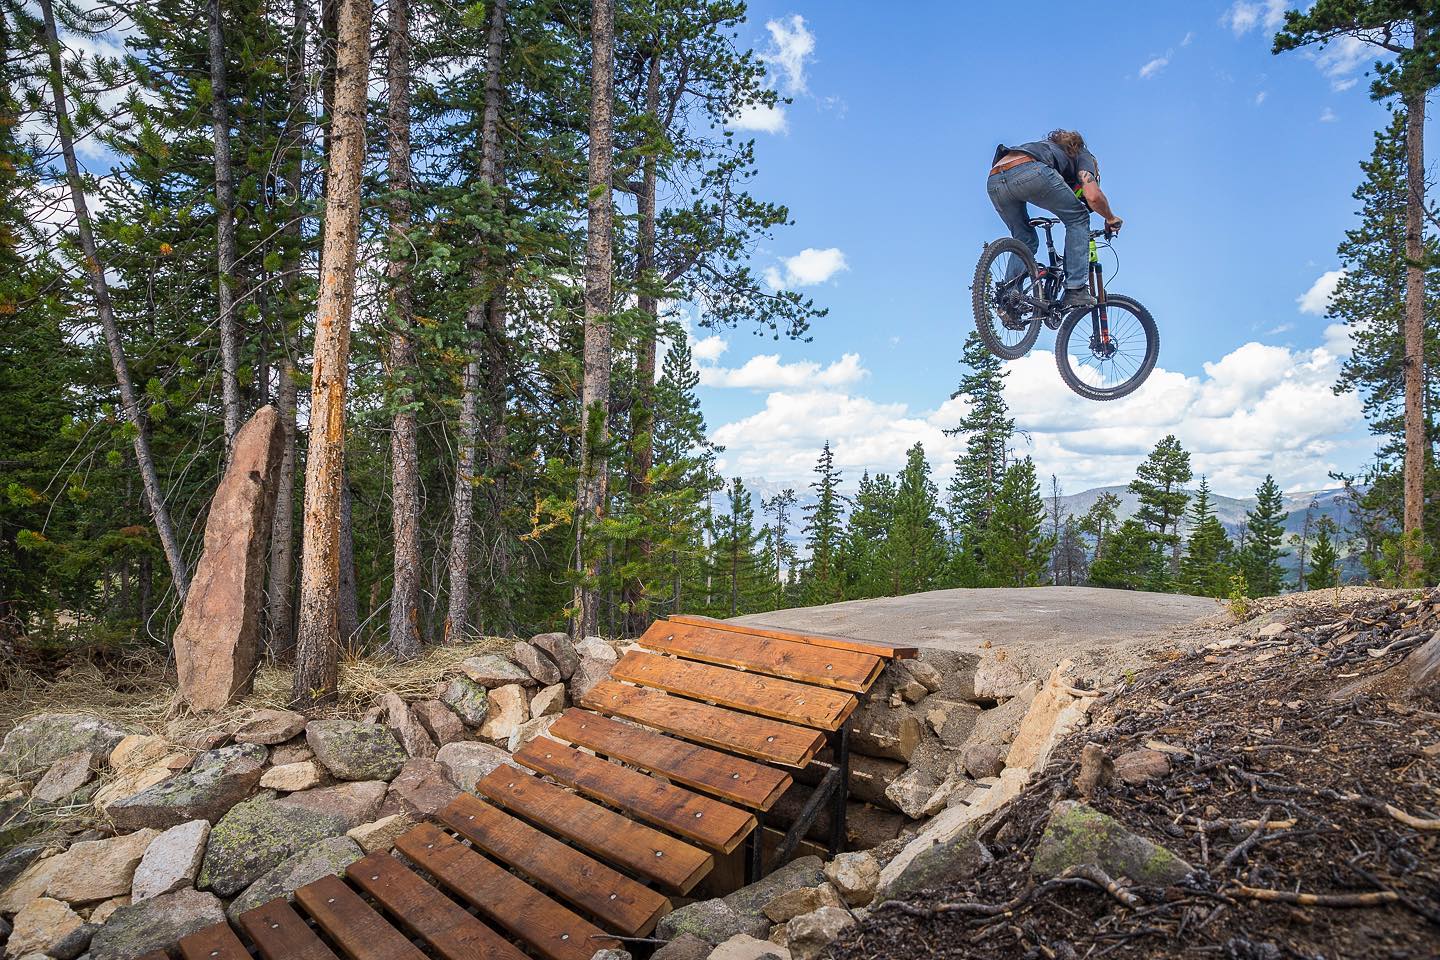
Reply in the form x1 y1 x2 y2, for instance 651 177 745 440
994 141 1098 190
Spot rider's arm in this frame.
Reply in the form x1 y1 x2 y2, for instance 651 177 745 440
1078 170 1122 230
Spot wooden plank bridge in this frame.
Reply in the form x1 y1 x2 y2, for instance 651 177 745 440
151 618 914 960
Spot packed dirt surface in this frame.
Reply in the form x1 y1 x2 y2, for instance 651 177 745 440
732 586 1221 681
831 589 1440 960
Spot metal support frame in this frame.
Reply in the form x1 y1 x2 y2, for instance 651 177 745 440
744 724 850 884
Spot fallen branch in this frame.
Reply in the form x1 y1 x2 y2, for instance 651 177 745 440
1220 805 1274 870
875 864 1139 920
1229 885 1399 908
1382 803 1440 831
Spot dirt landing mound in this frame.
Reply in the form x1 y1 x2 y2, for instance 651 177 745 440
832 590 1440 960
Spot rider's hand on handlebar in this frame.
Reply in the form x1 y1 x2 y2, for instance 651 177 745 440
1105 216 1123 238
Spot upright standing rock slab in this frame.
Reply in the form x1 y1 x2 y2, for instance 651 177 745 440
382 693 437 759
174 406 285 711
511 642 562 686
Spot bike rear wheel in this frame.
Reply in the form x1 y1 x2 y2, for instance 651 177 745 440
1054 293 1159 401
971 237 1042 360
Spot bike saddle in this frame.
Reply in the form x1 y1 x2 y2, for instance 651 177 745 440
1028 216 1062 226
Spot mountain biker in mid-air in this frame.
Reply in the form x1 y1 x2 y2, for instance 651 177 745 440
987 130 1124 312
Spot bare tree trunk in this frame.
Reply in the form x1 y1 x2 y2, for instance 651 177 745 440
265 0 307 659
40 0 190 598
481 285 511 629
1401 91 1426 585
338 472 360 652
573 0 615 638
293 0 372 707
445 0 507 641
385 0 421 659
622 49 661 638
208 0 242 449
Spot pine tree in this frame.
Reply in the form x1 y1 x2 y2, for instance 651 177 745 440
1179 476 1233 598
1307 517 1342 590
1089 519 1159 590
946 331 1013 578
761 488 798 609
980 458 1052 587
1080 492 1122 565
710 478 767 616
841 471 895 600
888 444 946 595
1240 475 1289 597
1276 2 1440 586
1129 434 1192 587
801 441 845 604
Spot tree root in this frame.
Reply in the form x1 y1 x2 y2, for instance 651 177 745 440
875 864 1139 920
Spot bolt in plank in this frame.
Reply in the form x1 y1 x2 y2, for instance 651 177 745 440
396 822 616 960
581 680 825 768
638 620 884 692
177 922 251 960
475 765 712 893
237 898 340 960
549 709 791 811
667 614 918 659
346 852 529 960
515 736 756 853
294 873 428 960
611 650 858 730
436 792 670 937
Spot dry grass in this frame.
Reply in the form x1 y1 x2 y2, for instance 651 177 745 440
0 636 512 744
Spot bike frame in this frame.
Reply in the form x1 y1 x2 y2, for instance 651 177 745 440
1031 219 1113 351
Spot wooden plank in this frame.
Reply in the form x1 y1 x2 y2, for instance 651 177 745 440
436 793 669 936
548 709 791 811
346 852 528 960
294 874 428 960
581 680 826 768
238 899 340 960
639 620 884 692
668 614 919 659
177 923 251 960
611 651 858 731
514 736 756 853
475 765 712 893
396 822 616 960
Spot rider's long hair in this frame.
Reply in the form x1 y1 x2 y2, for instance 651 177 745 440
1047 129 1086 159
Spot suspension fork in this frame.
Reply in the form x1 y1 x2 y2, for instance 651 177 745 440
1088 238 1110 347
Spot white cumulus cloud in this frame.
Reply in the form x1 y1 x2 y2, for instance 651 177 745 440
701 352 867 390
1298 269 1345 315
692 335 729 363
731 102 787 134
764 248 849 290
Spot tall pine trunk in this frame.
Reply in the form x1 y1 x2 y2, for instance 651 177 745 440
266 0 307 658
385 0 421 659
573 0 615 638
622 50 661 637
208 0 241 449
1401 90 1426 584
39 0 190 598
293 0 372 707
445 0 507 640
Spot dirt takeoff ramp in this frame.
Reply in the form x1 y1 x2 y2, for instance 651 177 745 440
160 618 911 960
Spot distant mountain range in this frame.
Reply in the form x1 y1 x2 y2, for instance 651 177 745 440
743 477 1362 581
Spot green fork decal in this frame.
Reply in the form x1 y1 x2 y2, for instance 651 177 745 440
1088 238 1098 263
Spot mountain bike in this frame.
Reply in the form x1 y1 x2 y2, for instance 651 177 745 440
970 217 1159 401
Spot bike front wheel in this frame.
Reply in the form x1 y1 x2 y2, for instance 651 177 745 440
1054 293 1159 401
971 237 1042 360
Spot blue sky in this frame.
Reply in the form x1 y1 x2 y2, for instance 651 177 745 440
684 0 1437 499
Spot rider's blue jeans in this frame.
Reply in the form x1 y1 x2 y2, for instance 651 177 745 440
987 161 1090 290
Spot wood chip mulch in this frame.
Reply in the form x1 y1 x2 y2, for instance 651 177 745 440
831 590 1440 960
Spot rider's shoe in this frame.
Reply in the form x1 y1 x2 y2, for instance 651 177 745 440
1061 287 1097 312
